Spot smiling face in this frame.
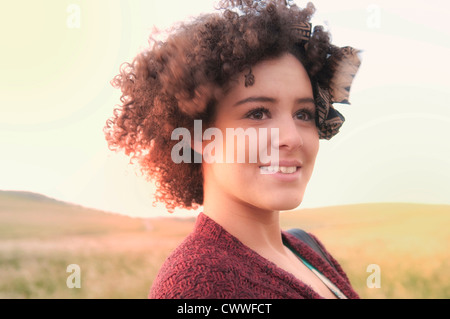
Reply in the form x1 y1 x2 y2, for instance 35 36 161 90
201 53 320 213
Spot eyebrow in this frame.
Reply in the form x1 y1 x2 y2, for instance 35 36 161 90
233 96 316 107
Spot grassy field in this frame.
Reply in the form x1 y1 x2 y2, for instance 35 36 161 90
0 191 448 299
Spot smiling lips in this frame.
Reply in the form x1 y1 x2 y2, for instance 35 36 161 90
259 160 303 175
259 165 298 174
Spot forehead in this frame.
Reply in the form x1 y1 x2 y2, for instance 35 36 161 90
220 53 313 103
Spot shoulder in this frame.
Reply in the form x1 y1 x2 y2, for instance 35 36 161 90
149 231 240 299
306 232 352 282
284 230 352 284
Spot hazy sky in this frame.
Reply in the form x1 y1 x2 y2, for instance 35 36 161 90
1 0 449 217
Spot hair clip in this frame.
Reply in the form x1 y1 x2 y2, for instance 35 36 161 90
291 21 312 44
244 67 255 87
316 46 361 139
329 46 362 105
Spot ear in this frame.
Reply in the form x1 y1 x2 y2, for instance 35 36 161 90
190 119 207 163
191 128 219 164
191 137 203 164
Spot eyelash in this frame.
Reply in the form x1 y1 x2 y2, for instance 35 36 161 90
244 107 316 122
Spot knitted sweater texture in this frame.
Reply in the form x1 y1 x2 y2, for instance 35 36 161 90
149 213 359 299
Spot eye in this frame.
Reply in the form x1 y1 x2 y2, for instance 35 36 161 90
295 109 315 121
245 107 270 120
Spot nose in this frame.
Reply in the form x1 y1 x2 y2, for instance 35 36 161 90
272 117 304 151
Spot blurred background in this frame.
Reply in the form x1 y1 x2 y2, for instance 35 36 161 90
0 0 449 298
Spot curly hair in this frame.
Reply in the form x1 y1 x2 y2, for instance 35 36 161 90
104 0 338 213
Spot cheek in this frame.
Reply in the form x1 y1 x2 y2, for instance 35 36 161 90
206 162 255 202
311 130 320 154
214 125 264 164
303 128 320 163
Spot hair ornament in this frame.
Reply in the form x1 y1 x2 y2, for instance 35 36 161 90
244 67 255 87
291 22 361 139
329 46 362 105
291 21 312 44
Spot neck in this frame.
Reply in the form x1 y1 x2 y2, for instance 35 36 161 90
202 191 285 254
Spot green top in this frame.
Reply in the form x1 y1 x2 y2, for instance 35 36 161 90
285 244 348 299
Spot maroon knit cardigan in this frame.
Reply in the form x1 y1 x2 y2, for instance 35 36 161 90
149 213 359 299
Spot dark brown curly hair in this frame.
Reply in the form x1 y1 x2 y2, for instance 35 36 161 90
104 0 338 213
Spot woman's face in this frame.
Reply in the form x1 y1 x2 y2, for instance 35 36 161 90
202 53 319 212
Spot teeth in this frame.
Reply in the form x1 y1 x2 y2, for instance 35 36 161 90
260 166 298 174
279 166 297 173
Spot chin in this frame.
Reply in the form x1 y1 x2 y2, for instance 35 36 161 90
265 195 304 211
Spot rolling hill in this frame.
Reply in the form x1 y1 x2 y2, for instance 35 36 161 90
0 190 448 298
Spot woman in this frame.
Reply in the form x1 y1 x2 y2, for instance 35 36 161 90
105 0 361 299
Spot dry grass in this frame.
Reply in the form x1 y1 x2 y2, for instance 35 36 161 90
0 191 448 298
280 203 450 298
